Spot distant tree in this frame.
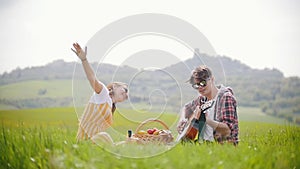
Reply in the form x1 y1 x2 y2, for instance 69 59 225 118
38 89 47 95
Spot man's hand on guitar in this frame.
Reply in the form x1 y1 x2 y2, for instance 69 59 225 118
193 106 201 119
205 112 231 137
176 120 187 134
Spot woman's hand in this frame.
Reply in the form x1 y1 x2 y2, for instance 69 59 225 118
71 43 87 61
71 42 103 93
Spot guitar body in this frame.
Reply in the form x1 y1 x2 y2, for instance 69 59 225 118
185 119 199 140
186 127 198 140
176 99 215 142
176 118 199 141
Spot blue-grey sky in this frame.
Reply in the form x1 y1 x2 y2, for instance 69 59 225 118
0 0 299 77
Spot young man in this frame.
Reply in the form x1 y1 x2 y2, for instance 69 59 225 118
177 65 239 145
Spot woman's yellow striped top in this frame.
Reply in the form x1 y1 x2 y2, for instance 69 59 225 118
76 82 113 141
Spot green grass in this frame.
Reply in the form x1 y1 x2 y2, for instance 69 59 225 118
0 107 299 169
238 107 287 124
0 80 71 99
0 107 77 127
0 79 92 100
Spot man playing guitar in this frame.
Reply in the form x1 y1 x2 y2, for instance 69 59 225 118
176 65 239 145
176 96 215 142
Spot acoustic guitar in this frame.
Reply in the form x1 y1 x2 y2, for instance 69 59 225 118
176 99 215 142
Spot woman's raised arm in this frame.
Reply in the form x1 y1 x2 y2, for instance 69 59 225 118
71 43 103 93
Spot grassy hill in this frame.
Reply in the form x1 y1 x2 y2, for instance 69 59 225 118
0 80 72 109
0 52 299 124
0 80 73 99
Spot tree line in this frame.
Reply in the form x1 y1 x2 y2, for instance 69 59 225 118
1 56 299 124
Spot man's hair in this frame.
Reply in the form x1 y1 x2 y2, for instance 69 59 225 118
188 65 212 84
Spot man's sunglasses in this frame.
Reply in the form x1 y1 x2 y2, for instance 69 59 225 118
192 78 210 89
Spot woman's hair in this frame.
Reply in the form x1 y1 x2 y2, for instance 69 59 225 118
106 82 128 114
188 65 212 84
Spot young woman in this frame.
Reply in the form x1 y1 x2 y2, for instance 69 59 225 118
71 43 129 144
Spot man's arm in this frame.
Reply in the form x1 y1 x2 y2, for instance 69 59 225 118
206 94 236 137
206 119 231 136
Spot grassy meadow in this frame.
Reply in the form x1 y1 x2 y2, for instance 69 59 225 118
0 107 299 169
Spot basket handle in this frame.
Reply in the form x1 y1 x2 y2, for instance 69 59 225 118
135 118 170 134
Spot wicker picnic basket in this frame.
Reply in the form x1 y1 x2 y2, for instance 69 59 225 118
132 118 174 144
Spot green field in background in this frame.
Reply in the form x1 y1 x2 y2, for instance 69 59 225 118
0 107 298 169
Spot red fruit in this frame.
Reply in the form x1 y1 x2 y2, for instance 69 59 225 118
147 129 154 134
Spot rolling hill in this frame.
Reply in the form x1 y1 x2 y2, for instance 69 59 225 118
0 50 299 123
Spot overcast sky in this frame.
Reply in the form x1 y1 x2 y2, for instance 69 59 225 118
0 0 299 77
